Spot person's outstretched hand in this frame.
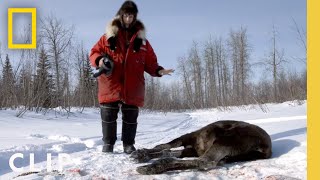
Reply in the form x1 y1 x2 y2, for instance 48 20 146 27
159 69 175 76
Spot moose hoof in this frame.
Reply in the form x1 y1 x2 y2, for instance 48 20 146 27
136 164 165 175
136 165 152 175
197 160 217 171
130 149 151 163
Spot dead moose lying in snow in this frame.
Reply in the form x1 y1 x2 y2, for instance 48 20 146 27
131 120 272 175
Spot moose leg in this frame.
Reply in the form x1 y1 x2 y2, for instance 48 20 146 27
136 142 230 174
152 133 193 150
131 147 198 163
131 133 194 162
136 157 217 175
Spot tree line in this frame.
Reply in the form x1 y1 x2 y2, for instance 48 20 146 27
0 15 306 115
144 26 306 111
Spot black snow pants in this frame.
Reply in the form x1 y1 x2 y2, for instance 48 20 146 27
100 101 139 145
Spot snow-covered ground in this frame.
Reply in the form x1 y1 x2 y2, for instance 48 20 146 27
0 101 306 180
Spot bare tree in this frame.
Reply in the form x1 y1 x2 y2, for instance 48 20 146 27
204 36 230 107
277 69 306 102
291 17 306 64
177 56 196 109
260 25 287 102
144 75 154 109
74 43 97 109
191 41 204 108
169 80 183 110
228 27 251 104
40 14 74 106
203 36 218 107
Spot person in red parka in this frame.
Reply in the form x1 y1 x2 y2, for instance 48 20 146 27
90 0 174 154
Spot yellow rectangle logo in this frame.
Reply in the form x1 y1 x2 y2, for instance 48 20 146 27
8 8 37 49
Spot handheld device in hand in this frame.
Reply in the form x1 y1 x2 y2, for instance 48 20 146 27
93 55 114 78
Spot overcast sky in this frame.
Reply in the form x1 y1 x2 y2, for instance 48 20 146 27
0 0 306 81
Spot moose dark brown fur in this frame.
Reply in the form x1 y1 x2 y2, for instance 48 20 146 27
130 120 272 175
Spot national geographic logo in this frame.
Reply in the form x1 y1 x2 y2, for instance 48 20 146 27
8 8 36 49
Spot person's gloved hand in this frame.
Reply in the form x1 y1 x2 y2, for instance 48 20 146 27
93 56 114 78
99 56 114 75
159 69 175 76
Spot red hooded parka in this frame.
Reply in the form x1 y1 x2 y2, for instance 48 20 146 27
89 17 163 107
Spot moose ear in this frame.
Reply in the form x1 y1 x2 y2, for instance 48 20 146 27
133 38 142 52
108 36 117 51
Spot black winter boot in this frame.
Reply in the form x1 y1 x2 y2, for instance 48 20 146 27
121 103 139 154
100 102 120 153
102 144 114 153
123 144 136 154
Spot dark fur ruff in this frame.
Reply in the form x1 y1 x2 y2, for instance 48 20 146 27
105 1 146 52
106 1 145 40
105 17 146 40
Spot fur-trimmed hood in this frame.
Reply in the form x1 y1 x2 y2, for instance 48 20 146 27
105 16 146 40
